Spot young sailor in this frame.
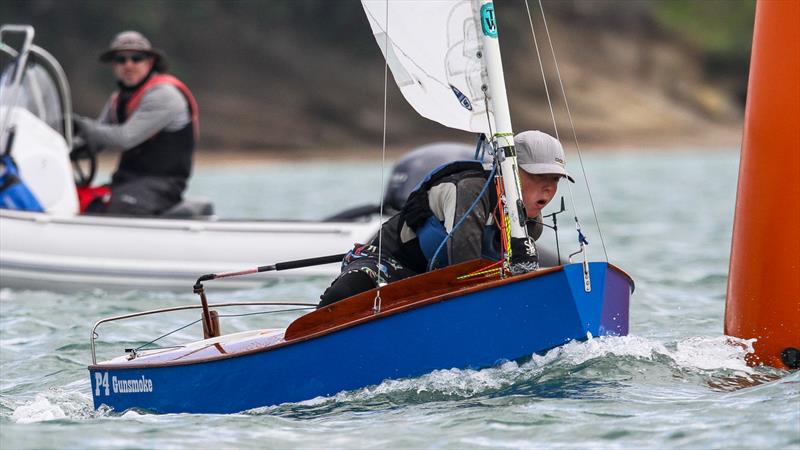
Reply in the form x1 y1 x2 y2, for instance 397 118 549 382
319 130 573 307
73 31 199 216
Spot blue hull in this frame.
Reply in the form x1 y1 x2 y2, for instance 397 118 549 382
89 262 631 414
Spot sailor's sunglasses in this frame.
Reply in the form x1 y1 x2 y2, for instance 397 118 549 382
112 53 148 64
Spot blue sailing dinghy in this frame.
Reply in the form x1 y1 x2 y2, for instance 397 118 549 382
88 0 634 414
89 260 632 414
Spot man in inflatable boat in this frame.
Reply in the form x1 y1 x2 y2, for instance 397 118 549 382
319 130 574 307
72 31 198 216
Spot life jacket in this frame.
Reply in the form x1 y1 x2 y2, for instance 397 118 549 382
0 154 44 212
76 185 111 213
109 74 199 183
399 160 500 270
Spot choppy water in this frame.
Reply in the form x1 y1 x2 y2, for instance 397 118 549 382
1 149 798 449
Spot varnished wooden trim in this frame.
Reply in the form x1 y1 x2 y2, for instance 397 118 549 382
89 261 633 371
284 260 564 341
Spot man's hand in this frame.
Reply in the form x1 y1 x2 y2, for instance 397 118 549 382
70 116 100 160
69 143 92 162
72 117 83 136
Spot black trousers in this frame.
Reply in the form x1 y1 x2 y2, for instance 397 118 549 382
318 245 418 308
107 175 185 216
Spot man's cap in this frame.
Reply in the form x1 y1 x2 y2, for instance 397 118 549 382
515 130 574 182
99 31 166 68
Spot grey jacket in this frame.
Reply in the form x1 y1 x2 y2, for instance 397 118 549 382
374 169 543 271
76 83 190 152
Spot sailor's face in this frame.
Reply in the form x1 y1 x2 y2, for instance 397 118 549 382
519 171 561 218
111 51 154 87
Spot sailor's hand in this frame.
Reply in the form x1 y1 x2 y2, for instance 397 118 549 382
509 236 539 274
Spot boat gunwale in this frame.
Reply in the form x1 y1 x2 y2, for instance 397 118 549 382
88 261 633 371
0 209 377 233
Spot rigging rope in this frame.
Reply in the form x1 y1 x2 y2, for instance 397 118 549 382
133 307 315 352
523 0 608 262
375 0 390 313
134 318 201 352
536 0 608 261
524 2 559 142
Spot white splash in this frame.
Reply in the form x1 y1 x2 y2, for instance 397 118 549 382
350 335 756 401
529 334 757 374
355 360 522 398
672 335 756 372
11 394 67 423
279 335 760 408
10 390 93 423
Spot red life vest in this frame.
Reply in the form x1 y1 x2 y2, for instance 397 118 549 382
108 73 198 184
110 73 199 139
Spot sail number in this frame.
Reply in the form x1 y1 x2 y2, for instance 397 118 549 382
93 371 154 396
481 3 498 38
95 372 109 396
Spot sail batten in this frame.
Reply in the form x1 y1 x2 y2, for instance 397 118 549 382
362 0 493 133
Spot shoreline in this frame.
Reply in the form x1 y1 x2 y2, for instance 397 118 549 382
97 126 742 169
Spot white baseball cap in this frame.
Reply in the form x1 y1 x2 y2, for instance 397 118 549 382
515 130 574 182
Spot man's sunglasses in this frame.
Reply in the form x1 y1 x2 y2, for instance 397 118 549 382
112 53 149 64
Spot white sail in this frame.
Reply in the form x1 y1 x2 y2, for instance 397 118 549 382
361 0 493 134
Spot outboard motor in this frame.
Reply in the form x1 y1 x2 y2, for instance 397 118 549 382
324 141 485 221
383 141 488 211
324 139 561 267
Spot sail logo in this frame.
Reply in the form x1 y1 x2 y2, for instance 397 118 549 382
94 371 154 396
450 85 473 111
481 3 498 38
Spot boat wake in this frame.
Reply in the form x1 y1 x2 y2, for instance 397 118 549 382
255 334 785 418
6 334 784 422
7 389 94 424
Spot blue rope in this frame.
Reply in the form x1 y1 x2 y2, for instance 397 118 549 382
428 161 498 271
473 133 486 160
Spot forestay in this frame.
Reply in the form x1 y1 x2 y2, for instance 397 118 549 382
361 0 493 134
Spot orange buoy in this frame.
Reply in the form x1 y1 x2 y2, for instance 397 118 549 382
725 0 800 370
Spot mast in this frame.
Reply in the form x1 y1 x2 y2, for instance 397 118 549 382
360 0 537 271
478 0 537 271
724 0 799 370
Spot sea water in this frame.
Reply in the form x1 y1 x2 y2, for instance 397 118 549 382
1 149 798 449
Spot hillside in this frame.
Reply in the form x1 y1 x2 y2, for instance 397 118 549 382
2 0 754 152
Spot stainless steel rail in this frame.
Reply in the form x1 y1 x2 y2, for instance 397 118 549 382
0 25 35 142
90 301 316 364
1 25 74 148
